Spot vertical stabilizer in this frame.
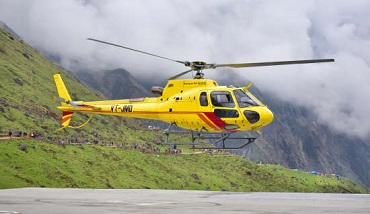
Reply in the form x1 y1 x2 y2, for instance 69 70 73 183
54 73 72 107
54 73 73 128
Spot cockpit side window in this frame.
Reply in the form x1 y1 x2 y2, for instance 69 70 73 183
210 91 235 108
233 89 261 107
200 92 208 106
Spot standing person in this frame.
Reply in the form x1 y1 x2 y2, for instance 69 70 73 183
8 130 12 138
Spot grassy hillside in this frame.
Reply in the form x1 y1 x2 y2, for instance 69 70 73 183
0 27 157 143
0 139 367 193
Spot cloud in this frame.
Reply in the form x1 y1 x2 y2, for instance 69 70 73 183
1 0 370 139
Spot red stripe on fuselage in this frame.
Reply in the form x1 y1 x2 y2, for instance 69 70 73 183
197 113 220 131
203 112 226 130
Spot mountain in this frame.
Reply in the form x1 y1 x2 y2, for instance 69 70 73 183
0 21 21 40
73 69 151 99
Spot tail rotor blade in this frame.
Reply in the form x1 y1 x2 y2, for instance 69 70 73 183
55 96 66 103
55 96 80 108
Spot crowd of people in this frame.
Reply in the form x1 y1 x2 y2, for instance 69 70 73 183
1 129 187 156
2 129 231 156
1 129 39 139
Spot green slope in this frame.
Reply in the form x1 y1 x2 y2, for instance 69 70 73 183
0 27 155 143
0 139 367 193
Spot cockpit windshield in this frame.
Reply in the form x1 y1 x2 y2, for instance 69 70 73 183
233 89 261 107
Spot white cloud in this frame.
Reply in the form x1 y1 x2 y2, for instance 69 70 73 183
1 0 369 138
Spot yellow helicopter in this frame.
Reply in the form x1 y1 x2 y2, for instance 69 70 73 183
54 38 334 149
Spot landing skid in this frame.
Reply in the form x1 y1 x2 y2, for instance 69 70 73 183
161 124 256 150
197 133 256 149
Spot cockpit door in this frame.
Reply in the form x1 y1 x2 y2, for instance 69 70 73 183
210 91 239 119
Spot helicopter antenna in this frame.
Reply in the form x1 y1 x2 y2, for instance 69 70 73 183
88 38 335 80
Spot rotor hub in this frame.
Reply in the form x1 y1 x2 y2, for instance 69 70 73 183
185 61 208 71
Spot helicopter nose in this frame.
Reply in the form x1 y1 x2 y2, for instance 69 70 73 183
244 107 274 127
260 107 274 126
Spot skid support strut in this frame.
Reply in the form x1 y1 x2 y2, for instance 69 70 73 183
162 124 256 149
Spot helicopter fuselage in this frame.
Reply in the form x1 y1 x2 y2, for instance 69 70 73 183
57 77 274 132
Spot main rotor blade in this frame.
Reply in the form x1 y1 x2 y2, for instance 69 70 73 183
168 69 194 80
87 38 185 65
214 59 335 68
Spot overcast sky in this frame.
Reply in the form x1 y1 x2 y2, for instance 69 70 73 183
1 0 370 139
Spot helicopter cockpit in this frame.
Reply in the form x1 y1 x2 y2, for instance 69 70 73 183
233 89 261 107
198 88 265 125
208 89 261 109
